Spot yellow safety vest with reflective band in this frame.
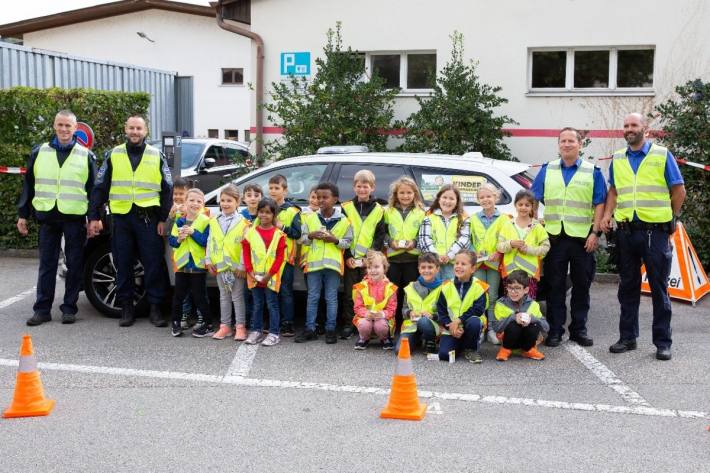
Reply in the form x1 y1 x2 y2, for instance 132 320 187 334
612 144 672 223
385 206 425 257
109 143 162 214
244 226 286 292
543 159 595 238
32 143 89 215
208 215 249 273
494 298 543 323
352 280 398 335
430 213 460 256
440 278 489 335
255 206 300 265
341 201 384 258
498 220 548 279
401 283 442 335
302 212 351 275
470 213 508 270
171 213 210 270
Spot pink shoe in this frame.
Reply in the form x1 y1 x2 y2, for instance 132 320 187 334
212 324 234 340
234 324 247 341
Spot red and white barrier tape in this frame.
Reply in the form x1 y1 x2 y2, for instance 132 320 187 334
0 166 26 174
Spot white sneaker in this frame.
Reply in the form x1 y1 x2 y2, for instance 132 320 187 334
261 333 280 346
487 330 500 345
244 331 262 345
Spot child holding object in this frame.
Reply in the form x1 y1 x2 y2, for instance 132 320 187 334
352 251 398 351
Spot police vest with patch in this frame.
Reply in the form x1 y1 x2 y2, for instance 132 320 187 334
401 283 442 335
498 220 548 279
612 144 672 223
342 201 384 258
244 226 287 292
108 143 162 214
171 213 210 270
440 278 489 335
470 213 509 270
32 143 89 215
302 212 351 275
352 279 398 335
543 159 595 238
385 207 425 257
208 215 250 273
430 213 460 257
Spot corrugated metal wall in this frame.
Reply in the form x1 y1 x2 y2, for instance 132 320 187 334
175 76 194 137
0 42 177 140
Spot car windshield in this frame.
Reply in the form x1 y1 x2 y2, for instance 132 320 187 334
180 143 206 169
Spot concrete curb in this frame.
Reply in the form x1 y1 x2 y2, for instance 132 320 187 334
594 273 620 284
0 248 39 258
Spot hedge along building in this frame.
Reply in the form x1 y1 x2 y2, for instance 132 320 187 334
0 0 252 142
235 0 708 165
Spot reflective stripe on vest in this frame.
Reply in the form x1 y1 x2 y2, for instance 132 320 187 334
401 283 442 335
171 213 210 269
108 144 162 214
498 220 546 279
430 213 459 256
32 143 89 215
439 278 489 335
342 201 384 257
543 159 594 238
470 213 508 270
208 216 249 272
352 280 398 335
245 226 286 292
612 144 672 223
302 212 351 275
384 207 425 257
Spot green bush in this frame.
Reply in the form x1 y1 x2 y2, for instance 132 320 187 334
0 87 150 249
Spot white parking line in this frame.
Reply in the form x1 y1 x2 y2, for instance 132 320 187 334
0 287 36 310
225 343 259 378
0 358 706 421
564 342 652 407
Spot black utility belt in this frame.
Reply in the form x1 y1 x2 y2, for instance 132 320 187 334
617 221 671 232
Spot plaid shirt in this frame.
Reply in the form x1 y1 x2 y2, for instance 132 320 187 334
417 210 471 259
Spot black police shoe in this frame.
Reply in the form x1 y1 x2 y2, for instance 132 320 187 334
656 346 672 361
119 305 135 327
27 313 51 326
294 330 318 343
569 333 594 347
149 304 167 327
609 339 637 353
544 334 562 347
61 312 76 324
325 331 338 344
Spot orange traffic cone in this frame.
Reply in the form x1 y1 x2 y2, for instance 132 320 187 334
380 337 426 421
3 334 55 418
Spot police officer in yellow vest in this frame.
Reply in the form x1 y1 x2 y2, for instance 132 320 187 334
601 113 686 361
88 115 173 328
17 110 96 326
531 127 607 348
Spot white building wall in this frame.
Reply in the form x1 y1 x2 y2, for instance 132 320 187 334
250 0 710 165
23 9 252 141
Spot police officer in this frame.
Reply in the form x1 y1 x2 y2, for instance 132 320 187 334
17 110 97 326
601 113 686 361
88 115 172 328
532 127 607 347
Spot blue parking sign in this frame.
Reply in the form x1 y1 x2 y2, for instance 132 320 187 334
280 52 311 76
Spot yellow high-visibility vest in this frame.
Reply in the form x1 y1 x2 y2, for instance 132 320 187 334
401 283 442 335
498 220 548 279
208 215 250 273
255 206 300 265
302 212 351 275
32 143 89 215
341 201 384 258
439 278 489 335
469 213 509 270
352 279 398 335
385 206 425 257
543 159 595 238
171 213 211 270
109 143 162 214
429 213 460 256
244 226 287 292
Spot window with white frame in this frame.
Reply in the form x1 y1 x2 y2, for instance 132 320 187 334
366 52 437 91
528 47 654 94
221 68 244 85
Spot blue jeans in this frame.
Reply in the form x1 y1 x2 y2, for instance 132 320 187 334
279 263 295 325
438 317 483 360
251 286 280 335
396 317 437 354
306 269 340 332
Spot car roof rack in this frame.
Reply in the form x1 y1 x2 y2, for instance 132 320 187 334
316 145 369 154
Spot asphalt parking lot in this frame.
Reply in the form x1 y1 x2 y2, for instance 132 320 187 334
1 255 709 473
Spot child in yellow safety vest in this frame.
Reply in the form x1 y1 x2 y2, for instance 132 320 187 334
168 188 211 338
353 251 398 351
397 252 443 356
492 270 548 361
242 198 287 347
205 184 250 341
496 190 550 299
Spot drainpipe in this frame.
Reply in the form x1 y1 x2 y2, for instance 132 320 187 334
216 1 264 158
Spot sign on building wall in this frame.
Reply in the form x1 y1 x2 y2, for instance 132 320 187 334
280 52 311 76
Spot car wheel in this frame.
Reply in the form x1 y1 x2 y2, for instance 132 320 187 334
83 242 147 317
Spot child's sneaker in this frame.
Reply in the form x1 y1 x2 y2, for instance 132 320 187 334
171 320 183 337
354 338 368 350
464 349 483 364
280 321 295 337
212 324 234 340
192 323 213 338
180 314 190 330
522 346 545 360
234 324 247 341
487 329 501 345
381 338 394 351
496 347 512 361
244 331 262 345
424 340 438 354
261 333 280 346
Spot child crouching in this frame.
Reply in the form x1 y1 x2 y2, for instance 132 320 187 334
353 251 397 351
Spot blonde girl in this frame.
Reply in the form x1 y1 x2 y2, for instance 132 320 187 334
418 184 471 280
352 251 398 350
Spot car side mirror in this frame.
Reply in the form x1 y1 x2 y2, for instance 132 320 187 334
203 157 216 169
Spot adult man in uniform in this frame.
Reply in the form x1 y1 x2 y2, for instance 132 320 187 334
17 110 96 325
88 115 172 328
601 113 686 361
532 127 607 347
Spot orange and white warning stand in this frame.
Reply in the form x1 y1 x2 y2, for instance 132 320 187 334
3 335 55 419
380 337 427 421
641 222 710 305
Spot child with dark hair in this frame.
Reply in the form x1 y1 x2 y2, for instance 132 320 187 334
240 183 263 222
